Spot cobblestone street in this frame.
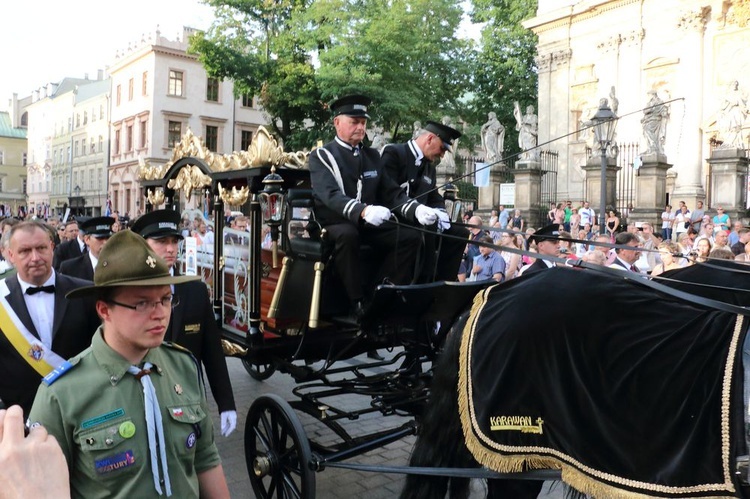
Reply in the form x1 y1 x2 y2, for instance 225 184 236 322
208 354 565 498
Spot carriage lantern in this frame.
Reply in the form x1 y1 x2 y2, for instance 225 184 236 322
442 178 462 223
258 166 286 268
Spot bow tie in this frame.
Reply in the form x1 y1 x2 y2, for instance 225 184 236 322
26 285 55 295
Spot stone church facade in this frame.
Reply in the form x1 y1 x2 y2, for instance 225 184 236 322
524 0 750 218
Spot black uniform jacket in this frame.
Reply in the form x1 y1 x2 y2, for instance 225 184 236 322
59 253 95 281
169 275 236 413
309 138 420 226
381 141 445 210
0 273 99 415
523 258 553 275
53 238 84 271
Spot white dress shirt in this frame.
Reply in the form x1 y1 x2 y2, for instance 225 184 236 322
18 272 56 348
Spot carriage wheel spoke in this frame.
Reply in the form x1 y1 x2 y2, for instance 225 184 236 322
281 471 302 499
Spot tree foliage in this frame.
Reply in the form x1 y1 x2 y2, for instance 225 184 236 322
189 0 326 150
189 0 474 148
465 0 538 161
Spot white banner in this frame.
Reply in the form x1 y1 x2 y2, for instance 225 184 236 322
474 162 490 187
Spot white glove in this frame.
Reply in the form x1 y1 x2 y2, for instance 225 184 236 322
220 410 237 437
416 205 439 226
436 209 450 231
363 205 391 226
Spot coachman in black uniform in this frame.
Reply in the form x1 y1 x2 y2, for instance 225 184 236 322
309 95 441 314
59 216 114 280
131 209 238 436
382 121 469 282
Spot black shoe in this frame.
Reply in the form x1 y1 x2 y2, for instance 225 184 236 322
367 350 385 361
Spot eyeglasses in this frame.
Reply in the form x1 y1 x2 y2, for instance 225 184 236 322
108 294 180 313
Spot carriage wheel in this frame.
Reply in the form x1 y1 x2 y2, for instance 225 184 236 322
242 358 277 381
245 394 315 499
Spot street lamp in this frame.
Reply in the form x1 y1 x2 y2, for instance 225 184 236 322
589 101 618 231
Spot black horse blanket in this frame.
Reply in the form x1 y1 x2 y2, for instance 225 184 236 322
458 267 747 498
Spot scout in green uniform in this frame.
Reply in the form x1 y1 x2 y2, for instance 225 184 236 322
28 230 230 499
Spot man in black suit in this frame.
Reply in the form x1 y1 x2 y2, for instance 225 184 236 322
0 221 98 415
309 94 439 314
524 224 561 274
59 216 114 280
52 218 87 271
382 121 469 282
131 210 237 436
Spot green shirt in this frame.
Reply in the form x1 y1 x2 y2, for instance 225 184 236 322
29 328 222 499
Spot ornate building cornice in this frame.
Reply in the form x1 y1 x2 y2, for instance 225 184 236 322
597 29 645 53
720 0 750 28
535 53 552 72
677 5 711 32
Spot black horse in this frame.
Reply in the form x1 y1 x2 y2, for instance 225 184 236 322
402 265 749 498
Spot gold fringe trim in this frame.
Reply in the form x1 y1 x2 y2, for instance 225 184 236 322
457 291 741 498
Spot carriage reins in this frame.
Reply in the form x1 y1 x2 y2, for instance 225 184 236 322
382 217 750 316
319 460 562 480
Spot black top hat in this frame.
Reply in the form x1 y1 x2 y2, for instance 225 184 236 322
330 94 372 119
80 216 115 238
424 121 462 152
66 230 198 299
130 210 183 240
529 224 560 245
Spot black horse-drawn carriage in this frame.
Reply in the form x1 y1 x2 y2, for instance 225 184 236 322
140 129 750 498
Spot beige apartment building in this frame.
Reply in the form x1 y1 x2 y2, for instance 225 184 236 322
25 76 108 219
108 26 266 218
0 95 30 216
524 0 750 213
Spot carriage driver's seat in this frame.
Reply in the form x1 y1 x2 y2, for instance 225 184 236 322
267 188 379 328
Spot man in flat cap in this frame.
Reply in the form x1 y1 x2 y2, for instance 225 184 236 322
309 94 442 317
131 209 236 437
29 229 230 498
523 224 562 274
382 121 469 282
0 221 99 415
59 216 114 281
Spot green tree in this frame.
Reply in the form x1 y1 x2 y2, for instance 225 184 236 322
300 0 474 143
189 0 328 150
189 0 474 148
466 0 538 162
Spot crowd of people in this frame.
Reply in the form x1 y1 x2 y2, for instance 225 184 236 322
1 88 747 495
456 199 750 282
0 209 237 498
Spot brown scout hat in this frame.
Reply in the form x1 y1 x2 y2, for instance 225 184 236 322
66 229 198 298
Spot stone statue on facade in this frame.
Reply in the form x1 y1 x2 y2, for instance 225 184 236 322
514 102 539 161
480 112 505 163
370 125 387 151
641 90 669 156
718 80 748 148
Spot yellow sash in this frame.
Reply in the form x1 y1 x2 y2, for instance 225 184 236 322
0 280 64 376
